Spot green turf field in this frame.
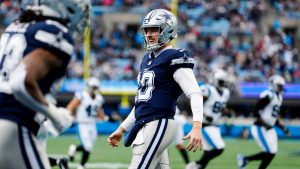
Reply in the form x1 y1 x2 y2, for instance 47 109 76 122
47 135 300 169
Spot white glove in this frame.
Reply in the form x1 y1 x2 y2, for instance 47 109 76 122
47 104 74 134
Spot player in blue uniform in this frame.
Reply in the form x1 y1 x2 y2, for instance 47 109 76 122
237 75 291 169
0 0 89 168
108 9 204 169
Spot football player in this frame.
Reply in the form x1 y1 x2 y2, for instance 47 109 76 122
67 77 107 169
0 0 89 168
186 69 230 169
37 92 69 169
237 75 291 169
108 9 204 169
173 106 190 165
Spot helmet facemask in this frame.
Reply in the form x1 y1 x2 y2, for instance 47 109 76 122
212 69 228 89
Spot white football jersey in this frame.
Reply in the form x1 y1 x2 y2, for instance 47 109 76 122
200 84 230 125
75 91 104 123
259 90 282 126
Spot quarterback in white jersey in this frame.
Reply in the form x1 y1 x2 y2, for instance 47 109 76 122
237 75 291 169
67 77 107 169
187 69 230 169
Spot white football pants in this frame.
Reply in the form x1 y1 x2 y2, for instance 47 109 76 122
129 118 177 169
0 119 50 169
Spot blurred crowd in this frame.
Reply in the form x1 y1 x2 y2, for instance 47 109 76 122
1 0 300 92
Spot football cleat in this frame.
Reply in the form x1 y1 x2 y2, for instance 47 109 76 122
77 164 85 169
237 154 247 169
58 157 69 169
68 144 77 162
185 161 201 169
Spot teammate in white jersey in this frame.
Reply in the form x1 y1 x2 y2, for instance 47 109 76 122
237 75 291 169
186 69 230 169
67 77 107 169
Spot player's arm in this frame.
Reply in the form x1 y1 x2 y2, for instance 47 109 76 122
66 97 81 116
253 96 270 118
9 48 73 132
275 119 291 137
96 107 108 121
173 68 203 152
108 107 136 147
253 94 272 127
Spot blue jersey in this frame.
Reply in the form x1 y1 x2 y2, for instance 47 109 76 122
134 48 194 123
0 20 73 134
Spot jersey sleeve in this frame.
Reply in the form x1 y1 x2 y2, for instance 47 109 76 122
169 49 195 74
97 94 105 105
199 85 210 97
74 91 83 100
259 90 273 100
224 88 230 102
26 20 74 60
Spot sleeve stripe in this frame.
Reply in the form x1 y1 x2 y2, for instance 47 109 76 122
34 30 73 55
170 58 195 66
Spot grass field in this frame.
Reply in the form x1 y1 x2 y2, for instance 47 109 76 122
47 135 300 169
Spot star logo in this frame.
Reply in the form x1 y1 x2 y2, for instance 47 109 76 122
183 53 189 63
144 10 157 24
160 12 172 22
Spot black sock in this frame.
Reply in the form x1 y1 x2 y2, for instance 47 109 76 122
76 145 84 152
81 150 90 166
196 149 224 169
245 152 265 162
179 149 190 164
258 153 275 169
48 157 58 166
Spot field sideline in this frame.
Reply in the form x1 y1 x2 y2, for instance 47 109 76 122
47 135 300 169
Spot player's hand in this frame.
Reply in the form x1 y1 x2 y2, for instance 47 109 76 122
48 104 74 133
108 127 125 147
183 121 202 152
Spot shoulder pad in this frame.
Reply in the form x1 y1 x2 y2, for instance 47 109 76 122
167 48 194 73
27 20 74 56
75 91 83 100
260 90 273 99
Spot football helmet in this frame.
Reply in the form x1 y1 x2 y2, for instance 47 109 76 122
25 0 89 39
268 75 285 93
86 77 100 90
212 69 228 88
141 9 178 51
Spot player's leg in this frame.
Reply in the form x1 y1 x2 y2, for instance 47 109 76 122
130 118 177 169
77 124 95 169
0 119 51 169
68 123 87 162
238 125 277 169
154 148 170 169
196 126 225 169
49 157 69 169
173 116 190 164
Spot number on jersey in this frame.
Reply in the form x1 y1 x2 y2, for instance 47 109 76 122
0 33 26 81
136 71 155 102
